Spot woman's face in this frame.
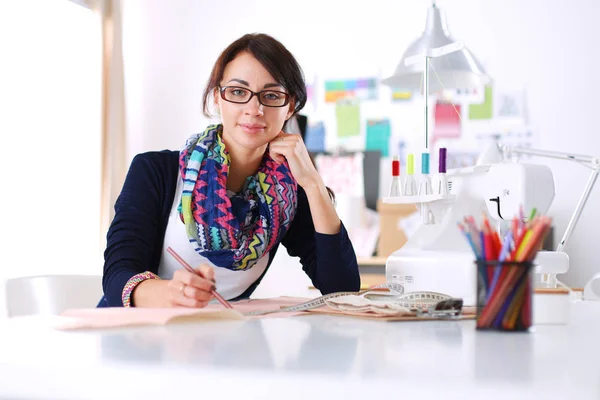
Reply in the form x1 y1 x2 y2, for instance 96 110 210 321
215 51 294 152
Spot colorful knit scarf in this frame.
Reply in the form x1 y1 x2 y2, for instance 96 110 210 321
178 124 297 271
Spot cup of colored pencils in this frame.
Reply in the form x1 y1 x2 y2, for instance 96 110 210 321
458 210 552 331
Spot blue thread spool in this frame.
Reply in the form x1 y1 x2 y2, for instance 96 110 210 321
422 152 430 175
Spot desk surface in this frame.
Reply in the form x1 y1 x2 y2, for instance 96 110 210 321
1 302 599 400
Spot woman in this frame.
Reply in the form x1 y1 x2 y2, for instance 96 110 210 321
99 33 360 308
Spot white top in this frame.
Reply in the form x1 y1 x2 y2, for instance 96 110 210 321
158 173 269 300
1 301 599 399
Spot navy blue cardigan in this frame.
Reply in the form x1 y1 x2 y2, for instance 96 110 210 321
99 150 360 307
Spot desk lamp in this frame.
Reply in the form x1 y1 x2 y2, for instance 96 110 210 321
379 1 598 311
495 144 600 289
381 0 490 151
379 2 551 305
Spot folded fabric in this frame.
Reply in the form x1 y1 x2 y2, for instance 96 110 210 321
325 293 414 316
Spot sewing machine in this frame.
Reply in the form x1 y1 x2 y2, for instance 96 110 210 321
377 4 600 305
383 159 568 306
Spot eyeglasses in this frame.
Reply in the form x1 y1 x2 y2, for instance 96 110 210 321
219 86 291 107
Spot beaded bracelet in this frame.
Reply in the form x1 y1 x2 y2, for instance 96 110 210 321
122 271 161 307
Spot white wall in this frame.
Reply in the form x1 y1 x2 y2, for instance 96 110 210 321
0 0 103 317
121 0 600 287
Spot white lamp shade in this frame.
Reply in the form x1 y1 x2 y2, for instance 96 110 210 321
381 4 490 92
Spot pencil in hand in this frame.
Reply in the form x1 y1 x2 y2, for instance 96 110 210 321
166 246 234 310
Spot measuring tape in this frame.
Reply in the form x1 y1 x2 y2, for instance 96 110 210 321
366 291 453 310
242 283 454 316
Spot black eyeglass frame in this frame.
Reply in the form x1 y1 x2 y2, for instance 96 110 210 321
218 85 292 108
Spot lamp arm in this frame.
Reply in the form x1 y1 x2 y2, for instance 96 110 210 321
502 144 600 251
500 144 600 287
556 163 600 252
424 57 430 150
502 145 599 164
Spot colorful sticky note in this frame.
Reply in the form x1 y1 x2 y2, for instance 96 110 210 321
469 85 493 120
495 88 526 120
433 102 461 141
345 79 358 90
315 153 364 196
392 89 412 101
366 119 391 157
325 91 347 103
305 121 326 152
336 101 360 138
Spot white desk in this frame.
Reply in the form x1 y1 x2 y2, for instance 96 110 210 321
0 302 599 400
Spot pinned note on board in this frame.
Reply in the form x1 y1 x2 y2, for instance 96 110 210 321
325 78 378 103
315 152 364 196
366 119 391 156
469 85 493 120
336 100 360 138
494 87 527 123
433 102 461 145
391 89 412 102
305 121 326 152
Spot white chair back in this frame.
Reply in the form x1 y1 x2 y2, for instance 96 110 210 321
5 275 103 317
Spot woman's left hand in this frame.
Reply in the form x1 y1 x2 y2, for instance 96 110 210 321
268 132 322 189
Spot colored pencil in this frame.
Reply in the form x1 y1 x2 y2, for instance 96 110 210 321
458 208 552 330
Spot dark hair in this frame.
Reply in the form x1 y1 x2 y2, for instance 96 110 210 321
202 33 307 118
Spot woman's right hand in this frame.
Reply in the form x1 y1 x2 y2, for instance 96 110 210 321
168 265 216 308
132 265 216 308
